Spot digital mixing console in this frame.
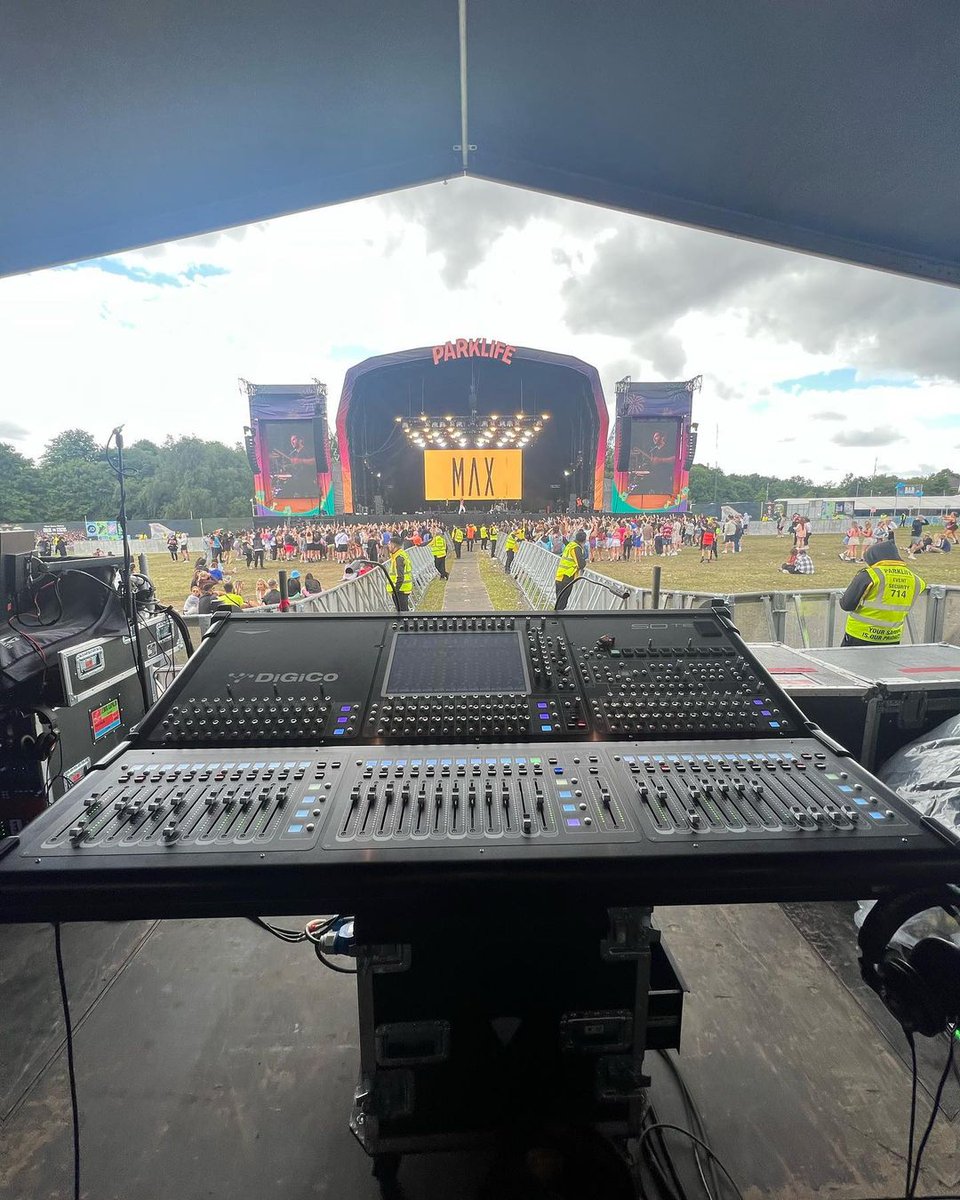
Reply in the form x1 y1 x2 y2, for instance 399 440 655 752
137 611 800 747
0 736 954 921
1 611 955 923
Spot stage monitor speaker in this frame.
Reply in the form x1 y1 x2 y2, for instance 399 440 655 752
615 415 631 472
1 531 36 611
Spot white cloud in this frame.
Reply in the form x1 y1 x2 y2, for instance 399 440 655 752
0 177 958 487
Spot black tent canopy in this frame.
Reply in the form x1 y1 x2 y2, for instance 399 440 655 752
2 0 958 284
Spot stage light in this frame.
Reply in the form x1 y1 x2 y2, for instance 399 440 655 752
541 413 550 420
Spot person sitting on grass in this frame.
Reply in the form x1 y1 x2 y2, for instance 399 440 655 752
909 534 951 557
780 547 814 575
196 581 221 614
182 586 201 616
216 579 253 610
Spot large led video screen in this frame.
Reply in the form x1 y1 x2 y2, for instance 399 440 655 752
423 449 523 501
246 382 334 518
263 420 318 504
612 381 695 513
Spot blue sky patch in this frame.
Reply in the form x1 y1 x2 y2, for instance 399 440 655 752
776 367 917 394
182 263 230 281
60 258 228 287
330 344 373 361
920 413 960 429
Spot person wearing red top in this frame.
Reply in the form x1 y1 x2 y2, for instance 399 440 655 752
700 525 716 564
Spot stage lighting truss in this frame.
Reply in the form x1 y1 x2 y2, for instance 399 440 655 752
395 411 549 451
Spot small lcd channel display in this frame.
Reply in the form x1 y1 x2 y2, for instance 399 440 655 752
383 632 530 695
90 697 122 741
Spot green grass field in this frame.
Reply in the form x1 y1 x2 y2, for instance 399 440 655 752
476 551 528 611
419 576 447 611
586 531 960 595
143 531 960 611
143 553 348 607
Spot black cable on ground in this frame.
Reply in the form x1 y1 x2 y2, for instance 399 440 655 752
908 1026 955 1197
904 1030 918 1198
657 1050 721 1200
645 1103 689 1200
248 916 305 943
638 1124 744 1200
53 923 80 1200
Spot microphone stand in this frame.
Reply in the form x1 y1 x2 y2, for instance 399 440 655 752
358 559 404 613
108 429 151 709
554 575 631 611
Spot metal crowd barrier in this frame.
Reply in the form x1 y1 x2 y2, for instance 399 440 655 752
490 539 956 648
195 546 437 633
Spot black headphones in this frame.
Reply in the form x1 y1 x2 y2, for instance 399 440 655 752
5 704 60 761
858 886 960 1037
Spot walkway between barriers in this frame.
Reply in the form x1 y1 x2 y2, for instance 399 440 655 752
441 548 490 612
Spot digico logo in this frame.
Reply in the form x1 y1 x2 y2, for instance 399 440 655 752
227 671 339 683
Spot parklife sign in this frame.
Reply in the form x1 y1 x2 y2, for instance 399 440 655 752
424 449 523 501
431 338 517 365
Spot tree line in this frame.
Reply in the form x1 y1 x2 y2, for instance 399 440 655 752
687 464 960 509
2 427 957 521
0 430 255 522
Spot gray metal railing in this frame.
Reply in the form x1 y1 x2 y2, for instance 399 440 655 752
195 546 437 632
489 539 955 647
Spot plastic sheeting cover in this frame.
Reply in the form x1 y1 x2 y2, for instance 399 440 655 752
855 713 960 948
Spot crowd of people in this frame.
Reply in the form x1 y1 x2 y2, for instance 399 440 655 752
167 505 958 614
170 512 765 612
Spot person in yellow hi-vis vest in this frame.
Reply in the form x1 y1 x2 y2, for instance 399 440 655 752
554 530 587 610
431 525 449 580
387 533 413 612
503 529 519 575
489 524 499 556
479 523 488 550
839 541 925 646
451 524 464 559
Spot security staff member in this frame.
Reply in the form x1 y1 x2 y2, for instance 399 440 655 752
554 530 587 610
431 525 449 579
489 524 499 557
839 541 925 646
503 529 520 575
451 524 464 559
388 534 413 611
479 524 488 550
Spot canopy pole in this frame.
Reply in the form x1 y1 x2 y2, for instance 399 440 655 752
458 0 469 170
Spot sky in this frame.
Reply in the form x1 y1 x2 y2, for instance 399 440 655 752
2 177 960 484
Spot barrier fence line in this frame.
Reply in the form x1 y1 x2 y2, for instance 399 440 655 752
193 546 437 632
489 539 953 647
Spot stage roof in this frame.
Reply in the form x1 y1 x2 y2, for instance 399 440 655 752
3 1 958 285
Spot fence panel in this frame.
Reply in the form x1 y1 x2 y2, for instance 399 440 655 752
483 540 958 648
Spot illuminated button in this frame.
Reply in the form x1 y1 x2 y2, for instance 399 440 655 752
566 818 581 827
287 824 304 833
